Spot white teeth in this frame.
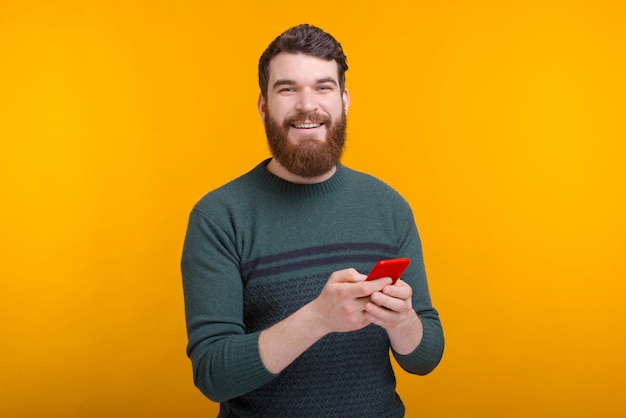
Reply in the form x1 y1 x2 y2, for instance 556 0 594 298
293 123 321 129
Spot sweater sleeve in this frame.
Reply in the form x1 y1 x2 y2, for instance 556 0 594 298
392 309 445 375
181 208 276 402
391 203 445 375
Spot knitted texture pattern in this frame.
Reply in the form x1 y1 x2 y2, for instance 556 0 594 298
181 160 444 417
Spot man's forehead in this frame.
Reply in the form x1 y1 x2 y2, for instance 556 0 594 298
268 52 339 83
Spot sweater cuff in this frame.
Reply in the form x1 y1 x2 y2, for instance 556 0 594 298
229 331 276 385
392 317 444 375
206 332 276 402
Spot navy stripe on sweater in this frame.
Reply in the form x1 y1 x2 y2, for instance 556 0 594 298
242 242 399 285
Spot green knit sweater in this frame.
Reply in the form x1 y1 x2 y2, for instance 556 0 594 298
181 159 444 417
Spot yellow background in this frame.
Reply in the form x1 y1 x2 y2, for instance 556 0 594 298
1 1 625 417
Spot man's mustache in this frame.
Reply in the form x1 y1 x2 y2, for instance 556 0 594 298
283 113 331 129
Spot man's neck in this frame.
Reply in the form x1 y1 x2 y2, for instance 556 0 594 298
266 158 337 184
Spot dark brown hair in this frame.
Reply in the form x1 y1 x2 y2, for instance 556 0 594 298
258 24 348 99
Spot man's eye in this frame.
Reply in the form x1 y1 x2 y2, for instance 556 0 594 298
318 85 332 91
279 87 295 93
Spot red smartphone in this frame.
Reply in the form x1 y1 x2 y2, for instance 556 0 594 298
365 258 410 284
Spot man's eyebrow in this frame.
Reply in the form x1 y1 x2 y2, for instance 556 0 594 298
272 79 296 90
272 77 338 90
316 77 338 86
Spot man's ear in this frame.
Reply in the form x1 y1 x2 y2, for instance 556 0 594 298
257 93 267 123
342 88 350 115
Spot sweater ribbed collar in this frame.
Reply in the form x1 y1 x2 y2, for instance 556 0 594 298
253 158 347 199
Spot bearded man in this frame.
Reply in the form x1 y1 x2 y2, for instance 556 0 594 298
181 24 444 418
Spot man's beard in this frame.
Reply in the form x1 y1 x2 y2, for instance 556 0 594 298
264 108 347 178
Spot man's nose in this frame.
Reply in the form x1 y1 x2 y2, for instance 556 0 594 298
295 89 318 113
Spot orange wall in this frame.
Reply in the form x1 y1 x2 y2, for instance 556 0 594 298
1 1 625 417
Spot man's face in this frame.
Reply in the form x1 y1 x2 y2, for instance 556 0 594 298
258 53 350 178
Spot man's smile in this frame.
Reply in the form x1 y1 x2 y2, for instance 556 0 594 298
292 122 323 129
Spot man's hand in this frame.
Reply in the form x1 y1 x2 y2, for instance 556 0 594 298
364 279 424 355
259 268 389 374
309 268 391 334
